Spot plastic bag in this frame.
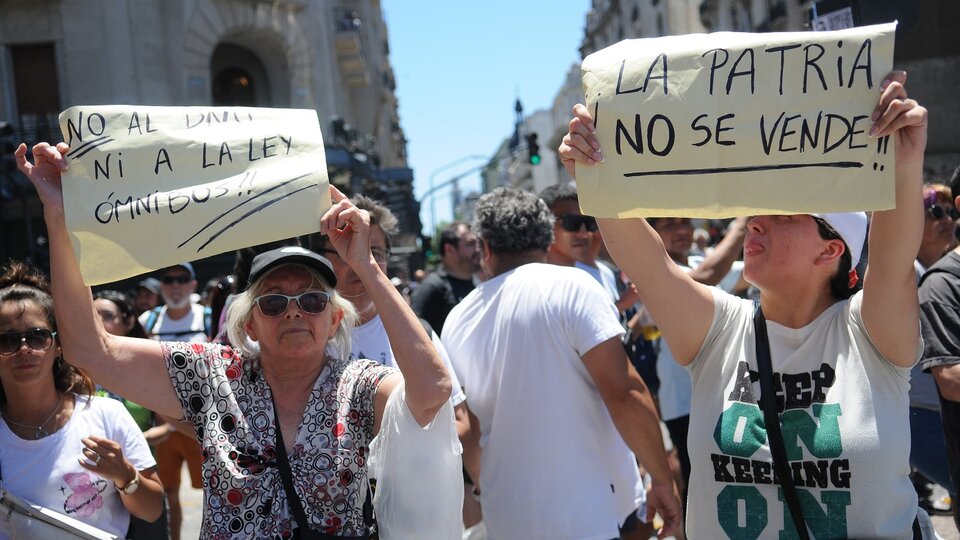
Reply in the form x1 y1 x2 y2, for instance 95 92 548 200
368 382 464 540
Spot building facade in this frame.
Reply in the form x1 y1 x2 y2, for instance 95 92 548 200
0 0 421 279
485 0 707 197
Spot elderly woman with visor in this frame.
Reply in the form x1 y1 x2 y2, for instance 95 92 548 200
15 140 453 539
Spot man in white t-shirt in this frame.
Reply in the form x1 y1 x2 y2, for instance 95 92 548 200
138 263 209 343
442 187 680 540
540 183 638 314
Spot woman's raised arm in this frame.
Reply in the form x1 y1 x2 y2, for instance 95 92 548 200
319 186 452 429
558 106 716 365
859 72 928 367
16 143 184 418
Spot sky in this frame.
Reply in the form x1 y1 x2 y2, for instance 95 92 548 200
382 1 591 236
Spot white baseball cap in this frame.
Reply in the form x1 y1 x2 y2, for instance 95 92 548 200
811 212 868 267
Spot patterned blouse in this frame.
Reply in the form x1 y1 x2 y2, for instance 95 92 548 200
162 341 395 539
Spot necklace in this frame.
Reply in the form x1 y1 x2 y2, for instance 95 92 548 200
3 392 63 439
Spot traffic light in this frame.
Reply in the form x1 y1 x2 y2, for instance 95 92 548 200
525 133 540 165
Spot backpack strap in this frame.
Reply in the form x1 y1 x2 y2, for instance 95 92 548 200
203 306 213 340
144 306 163 334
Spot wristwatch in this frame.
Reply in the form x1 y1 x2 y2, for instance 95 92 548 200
116 471 140 495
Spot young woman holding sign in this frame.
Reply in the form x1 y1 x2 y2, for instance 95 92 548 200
559 72 937 538
14 139 454 539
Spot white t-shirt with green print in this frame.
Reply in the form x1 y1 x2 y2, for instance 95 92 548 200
685 289 920 539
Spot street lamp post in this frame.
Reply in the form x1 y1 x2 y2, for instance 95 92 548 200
426 155 487 235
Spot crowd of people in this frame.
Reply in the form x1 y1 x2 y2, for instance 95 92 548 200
0 66 957 540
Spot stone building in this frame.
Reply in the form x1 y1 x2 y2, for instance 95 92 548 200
0 0 420 279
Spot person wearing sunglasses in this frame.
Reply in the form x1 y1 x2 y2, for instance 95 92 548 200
908 183 959 518
15 138 454 539
540 183 599 269
139 263 211 343
917 165 960 529
0 262 164 538
92 289 172 540
559 72 935 537
916 184 958 279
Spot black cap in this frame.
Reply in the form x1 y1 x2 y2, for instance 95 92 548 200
247 246 337 288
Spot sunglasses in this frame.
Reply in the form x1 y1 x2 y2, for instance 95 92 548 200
162 275 192 285
556 214 599 233
254 291 330 317
926 204 959 221
0 328 58 355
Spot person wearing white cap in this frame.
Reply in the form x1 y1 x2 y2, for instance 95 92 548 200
559 71 936 538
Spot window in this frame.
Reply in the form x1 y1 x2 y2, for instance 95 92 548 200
10 43 61 144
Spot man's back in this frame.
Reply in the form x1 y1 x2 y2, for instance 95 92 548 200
442 262 640 540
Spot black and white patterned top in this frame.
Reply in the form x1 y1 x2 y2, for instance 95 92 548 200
162 341 395 539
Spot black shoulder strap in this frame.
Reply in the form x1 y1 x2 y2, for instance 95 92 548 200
271 395 371 540
754 303 810 540
272 398 313 533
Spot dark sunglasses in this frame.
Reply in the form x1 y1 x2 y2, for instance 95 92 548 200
254 291 330 317
556 214 599 233
926 204 959 221
0 328 58 355
162 275 192 285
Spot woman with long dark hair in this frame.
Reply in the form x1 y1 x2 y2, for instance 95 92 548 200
0 263 163 538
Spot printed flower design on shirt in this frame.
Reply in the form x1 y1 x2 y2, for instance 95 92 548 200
162 341 394 538
61 472 108 517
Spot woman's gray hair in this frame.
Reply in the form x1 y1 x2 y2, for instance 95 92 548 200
225 264 358 360
472 187 554 254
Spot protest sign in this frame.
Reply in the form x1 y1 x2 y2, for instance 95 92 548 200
58 106 329 285
575 22 896 218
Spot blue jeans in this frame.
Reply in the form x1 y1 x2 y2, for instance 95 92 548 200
909 406 956 496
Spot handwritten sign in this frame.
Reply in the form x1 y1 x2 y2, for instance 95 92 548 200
58 106 330 285
575 22 896 218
